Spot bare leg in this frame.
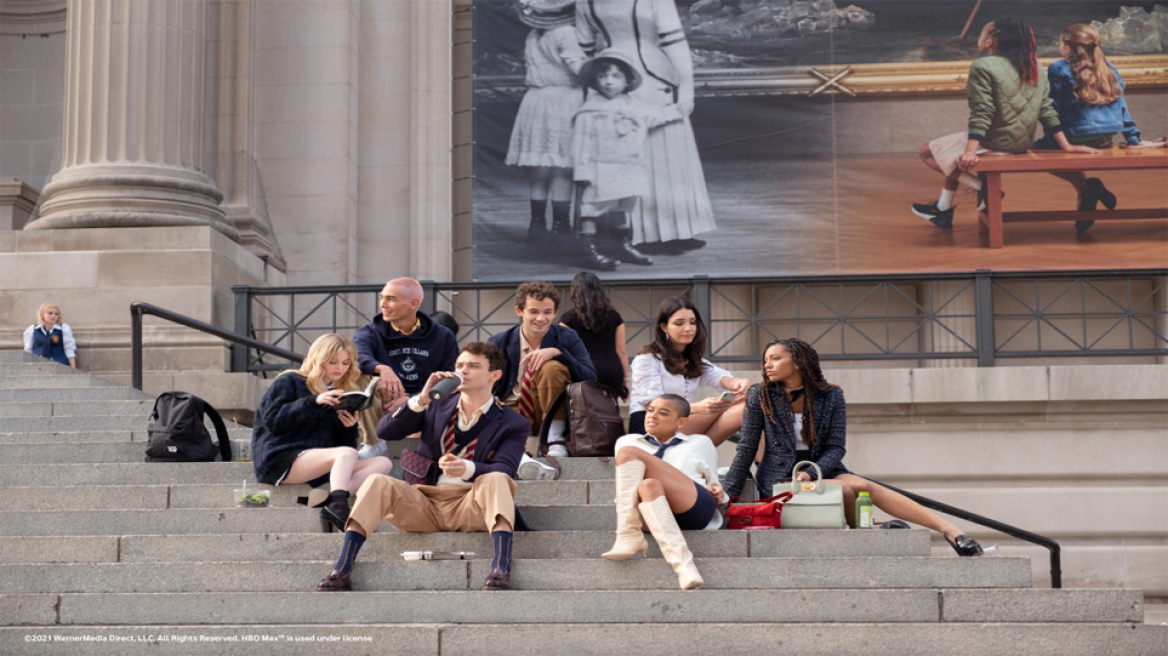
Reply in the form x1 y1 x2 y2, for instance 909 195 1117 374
346 456 393 494
831 474 965 541
548 169 572 202
284 447 362 491
528 166 552 201
1049 170 1089 197
616 446 699 513
680 403 744 446
919 143 944 174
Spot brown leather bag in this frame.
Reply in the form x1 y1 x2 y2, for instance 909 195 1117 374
538 382 626 457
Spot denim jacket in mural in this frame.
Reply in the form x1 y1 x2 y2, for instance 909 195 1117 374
1047 59 1141 145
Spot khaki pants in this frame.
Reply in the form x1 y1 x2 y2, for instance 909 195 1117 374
355 375 405 446
504 360 570 434
346 472 517 535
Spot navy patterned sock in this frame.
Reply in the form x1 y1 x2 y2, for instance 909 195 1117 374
333 530 366 577
490 531 513 576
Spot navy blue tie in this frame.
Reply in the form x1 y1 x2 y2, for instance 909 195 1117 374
645 435 682 459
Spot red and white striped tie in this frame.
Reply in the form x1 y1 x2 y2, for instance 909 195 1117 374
514 366 536 426
441 412 478 459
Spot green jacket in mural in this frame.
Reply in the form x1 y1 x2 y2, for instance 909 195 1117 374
966 54 1062 154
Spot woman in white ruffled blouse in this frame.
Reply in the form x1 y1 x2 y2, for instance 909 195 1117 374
628 297 750 445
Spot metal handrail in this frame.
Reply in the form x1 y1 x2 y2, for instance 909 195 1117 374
862 476 1062 588
129 302 303 390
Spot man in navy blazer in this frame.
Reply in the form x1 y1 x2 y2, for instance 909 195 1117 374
316 341 530 592
488 281 596 465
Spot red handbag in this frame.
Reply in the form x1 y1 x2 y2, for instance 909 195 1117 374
725 492 792 530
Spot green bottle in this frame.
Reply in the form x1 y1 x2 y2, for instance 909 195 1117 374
856 491 874 529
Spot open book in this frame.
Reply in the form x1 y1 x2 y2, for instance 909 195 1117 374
337 378 380 414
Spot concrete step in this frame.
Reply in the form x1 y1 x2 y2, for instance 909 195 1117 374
3 588 1148 626
0 362 94 376
0 505 633 535
0 415 147 431
0 375 121 389
0 557 1034 594
0 443 151 463
0 387 152 402
3 530 933 563
0 400 155 417
0 430 136 444
0 461 614 486
2 623 1166 656
0 481 603 510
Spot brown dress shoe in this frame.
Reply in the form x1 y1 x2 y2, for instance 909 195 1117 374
316 569 352 591
482 568 511 590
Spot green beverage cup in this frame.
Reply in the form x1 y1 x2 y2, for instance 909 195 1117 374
856 491 873 529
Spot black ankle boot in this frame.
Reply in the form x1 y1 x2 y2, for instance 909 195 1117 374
613 227 653 266
580 235 618 270
320 490 350 533
528 200 549 242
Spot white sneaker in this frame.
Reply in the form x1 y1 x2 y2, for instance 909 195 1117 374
357 441 389 460
518 453 559 480
547 444 569 458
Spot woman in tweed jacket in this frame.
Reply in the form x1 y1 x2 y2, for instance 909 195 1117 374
723 338 985 557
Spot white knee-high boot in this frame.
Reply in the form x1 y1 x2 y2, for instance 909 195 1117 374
638 496 703 590
602 460 648 560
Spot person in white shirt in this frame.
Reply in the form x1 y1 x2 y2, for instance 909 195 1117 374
629 297 751 445
23 303 77 367
603 393 722 590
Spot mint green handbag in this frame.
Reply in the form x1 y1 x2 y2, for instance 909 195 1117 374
771 461 847 529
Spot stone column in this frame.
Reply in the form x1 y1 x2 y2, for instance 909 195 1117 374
30 0 237 239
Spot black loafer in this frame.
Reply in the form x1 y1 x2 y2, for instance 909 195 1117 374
316 570 352 591
482 568 512 590
946 534 984 557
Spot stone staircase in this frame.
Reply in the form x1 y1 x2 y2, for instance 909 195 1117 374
1 350 1165 655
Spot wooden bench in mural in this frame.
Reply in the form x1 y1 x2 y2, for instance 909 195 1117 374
973 146 1168 248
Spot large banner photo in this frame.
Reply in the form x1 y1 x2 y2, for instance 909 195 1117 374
471 0 1168 280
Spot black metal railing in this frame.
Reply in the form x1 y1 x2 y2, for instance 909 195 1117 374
862 477 1062 588
130 302 303 390
230 269 1166 373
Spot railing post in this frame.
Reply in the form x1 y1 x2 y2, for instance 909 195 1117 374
420 280 437 316
692 275 711 328
974 269 995 367
130 304 143 390
232 285 251 373
1050 544 1062 588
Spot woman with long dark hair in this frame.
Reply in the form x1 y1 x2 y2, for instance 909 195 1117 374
559 271 630 398
628 297 750 445
722 338 984 556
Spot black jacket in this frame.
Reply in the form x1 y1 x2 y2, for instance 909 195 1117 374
353 311 459 395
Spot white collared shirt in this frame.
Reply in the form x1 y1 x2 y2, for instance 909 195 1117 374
407 393 494 485
23 323 77 358
613 431 723 530
629 353 733 414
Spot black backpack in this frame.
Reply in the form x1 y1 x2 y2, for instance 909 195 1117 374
145 391 232 462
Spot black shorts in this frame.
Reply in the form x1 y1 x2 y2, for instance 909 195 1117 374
673 480 717 530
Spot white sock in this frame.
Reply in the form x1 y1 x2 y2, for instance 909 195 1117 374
547 419 569 456
936 188 956 211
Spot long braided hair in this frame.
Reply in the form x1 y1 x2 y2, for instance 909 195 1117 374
989 19 1039 86
757 338 838 448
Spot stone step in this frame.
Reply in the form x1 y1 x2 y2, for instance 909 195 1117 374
0 375 121 389
2 530 932 563
0 415 148 431
0 557 1034 594
2 588 1148 626
0 386 152 402
0 399 155 417
0 430 136 444
0 481 604 511
0 461 615 486
0 362 93 376
0 506 623 535
1 623 1166 656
